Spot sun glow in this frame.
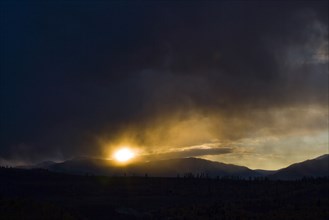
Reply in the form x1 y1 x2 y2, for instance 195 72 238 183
114 148 135 162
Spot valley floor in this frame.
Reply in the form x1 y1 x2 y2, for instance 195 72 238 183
0 168 328 220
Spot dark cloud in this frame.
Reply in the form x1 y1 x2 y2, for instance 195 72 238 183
142 147 234 162
0 1 328 164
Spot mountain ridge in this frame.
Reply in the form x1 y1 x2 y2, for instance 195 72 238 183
269 154 329 180
17 154 329 180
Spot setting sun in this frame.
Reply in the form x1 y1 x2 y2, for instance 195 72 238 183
114 148 135 162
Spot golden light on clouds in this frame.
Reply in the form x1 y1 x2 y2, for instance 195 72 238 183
97 104 327 169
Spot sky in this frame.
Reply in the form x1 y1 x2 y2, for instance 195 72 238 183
0 0 328 169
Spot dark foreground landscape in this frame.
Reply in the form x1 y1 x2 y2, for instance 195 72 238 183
0 167 328 220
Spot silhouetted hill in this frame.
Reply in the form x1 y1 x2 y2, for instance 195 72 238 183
45 157 260 178
254 169 277 176
19 154 329 179
34 161 57 168
129 157 259 178
48 157 120 175
269 154 329 180
16 161 56 169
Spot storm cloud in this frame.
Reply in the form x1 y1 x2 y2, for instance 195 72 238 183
0 1 328 167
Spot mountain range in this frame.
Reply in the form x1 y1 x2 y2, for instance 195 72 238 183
269 154 329 180
18 154 329 180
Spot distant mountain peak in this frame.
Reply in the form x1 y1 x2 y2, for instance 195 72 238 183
314 154 329 160
269 154 329 180
16 154 329 180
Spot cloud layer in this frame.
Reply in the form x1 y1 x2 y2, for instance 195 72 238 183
0 1 328 168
